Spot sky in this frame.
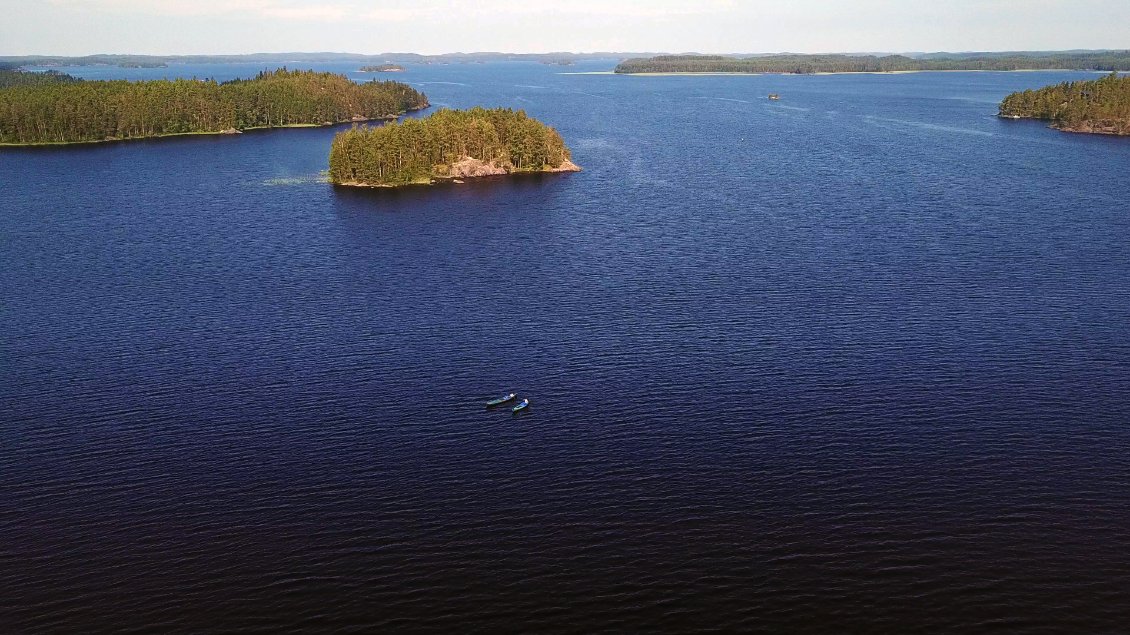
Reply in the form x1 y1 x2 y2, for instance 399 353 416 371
2 0 1128 56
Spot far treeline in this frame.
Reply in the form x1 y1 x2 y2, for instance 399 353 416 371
1000 72 1130 135
614 52 1130 74
329 107 575 186
0 52 626 68
0 69 428 145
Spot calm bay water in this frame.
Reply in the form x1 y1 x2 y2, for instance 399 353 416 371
3 61 1130 633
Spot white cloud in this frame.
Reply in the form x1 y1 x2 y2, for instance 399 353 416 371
43 0 737 23
10 0 1130 55
45 0 265 16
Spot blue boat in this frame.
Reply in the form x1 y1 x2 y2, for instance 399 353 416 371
486 393 516 407
512 399 529 413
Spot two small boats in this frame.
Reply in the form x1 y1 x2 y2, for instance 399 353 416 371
486 392 530 413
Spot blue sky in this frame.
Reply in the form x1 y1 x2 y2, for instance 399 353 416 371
3 0 1128 56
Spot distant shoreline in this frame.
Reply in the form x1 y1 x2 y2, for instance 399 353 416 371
617 69 1117 77
614 52 1130 76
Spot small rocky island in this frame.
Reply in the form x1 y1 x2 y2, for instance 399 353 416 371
1000 72 1130 135
360 64 406 73
328 107 580 187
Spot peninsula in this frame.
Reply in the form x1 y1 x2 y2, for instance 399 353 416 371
614 51 1130 74
0 69 428 145
328 107 580 187
360 64 406 72
1000 72 1130 135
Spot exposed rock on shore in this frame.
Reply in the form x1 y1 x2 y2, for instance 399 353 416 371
336 156 581 187
437 156 581 179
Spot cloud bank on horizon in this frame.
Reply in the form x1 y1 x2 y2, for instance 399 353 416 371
3 0 1128 55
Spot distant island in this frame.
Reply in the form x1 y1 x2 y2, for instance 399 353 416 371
9 50 1130 74
0 52 631 68
329 107 580 187
615 51 1130 74
0 69 428 145
1000 72 1130 135
360 64 405 73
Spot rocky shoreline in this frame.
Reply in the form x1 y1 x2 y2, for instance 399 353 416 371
1002 114 1130 136
1053 121 1130 136
335 156 581 188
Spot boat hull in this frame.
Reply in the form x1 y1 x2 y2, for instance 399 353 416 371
486 394 516 407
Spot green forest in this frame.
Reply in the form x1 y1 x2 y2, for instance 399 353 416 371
999 72 1130 135
0 69 80 88
615 52 1130 74
328 107 575 186
0 69 428 145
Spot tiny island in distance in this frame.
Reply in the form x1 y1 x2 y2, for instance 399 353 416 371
328 107 580 187
360 64 406 73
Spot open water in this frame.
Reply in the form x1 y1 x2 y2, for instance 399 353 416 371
3 60 1130 633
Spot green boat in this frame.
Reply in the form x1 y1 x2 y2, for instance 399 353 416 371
512 399 529 413
486 393 516 407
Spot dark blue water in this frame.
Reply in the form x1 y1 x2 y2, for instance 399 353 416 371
4 61 1130 633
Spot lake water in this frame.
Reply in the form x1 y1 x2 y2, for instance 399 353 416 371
3 61 1130 633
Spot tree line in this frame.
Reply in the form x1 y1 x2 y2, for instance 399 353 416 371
1000 72 1130 135
0 69 428 144
328 107 573 186
0 69 80 89
615 52 1130 74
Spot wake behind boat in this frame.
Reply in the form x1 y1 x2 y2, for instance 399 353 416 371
486 393 516 407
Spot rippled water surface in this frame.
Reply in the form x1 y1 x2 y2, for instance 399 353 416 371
3 61 1130 633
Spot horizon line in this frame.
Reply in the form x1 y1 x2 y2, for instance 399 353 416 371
2 48 1127 59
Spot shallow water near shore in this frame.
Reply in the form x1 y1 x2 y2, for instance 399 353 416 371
3 60 1130 633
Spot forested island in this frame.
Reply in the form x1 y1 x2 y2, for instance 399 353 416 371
1000 72 1130 135
0 69 428 145
615 51 1130 74
328 107 579 187
360 64 405 72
